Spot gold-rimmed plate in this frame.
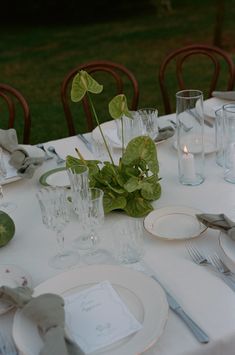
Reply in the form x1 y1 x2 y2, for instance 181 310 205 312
144 206 207 240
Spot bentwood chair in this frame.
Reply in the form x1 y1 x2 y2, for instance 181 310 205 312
61 60 139 135
0 83 31 143
159 44 235 114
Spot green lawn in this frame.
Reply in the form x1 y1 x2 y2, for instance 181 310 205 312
1 1 235 144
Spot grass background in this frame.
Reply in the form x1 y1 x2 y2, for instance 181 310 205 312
1 0 235 144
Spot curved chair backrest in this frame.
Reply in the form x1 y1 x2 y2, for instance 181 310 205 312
0 83 31 144
61 60 139 135
159 44 235 114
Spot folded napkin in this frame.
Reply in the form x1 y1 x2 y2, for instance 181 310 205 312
212 91 235 101
196 213 235 240
0 128 18 153
154 126 175 143
0 286 84 355
9 144 45 178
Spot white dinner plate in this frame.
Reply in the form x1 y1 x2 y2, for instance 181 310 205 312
203 97 235 118
92 120 170 148
39 167 69 187
219 232 235 273
144 206 207 240
0 264 32 315
13 265 168 355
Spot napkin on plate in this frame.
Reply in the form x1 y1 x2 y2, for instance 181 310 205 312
196 213 235 240
154 126 175 143
0 286 84 355
9 145 45 179
212 91 235 101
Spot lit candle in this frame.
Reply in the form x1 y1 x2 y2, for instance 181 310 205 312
181 145 196 180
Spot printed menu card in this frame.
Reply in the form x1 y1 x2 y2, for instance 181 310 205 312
65 280 142 354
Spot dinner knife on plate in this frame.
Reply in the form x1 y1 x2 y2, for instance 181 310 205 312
150 275 209 344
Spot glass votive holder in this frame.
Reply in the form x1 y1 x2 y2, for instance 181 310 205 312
113 218 144 264
215 107 223 167
176 90 205 186
137 108 159 140
223 104 235 183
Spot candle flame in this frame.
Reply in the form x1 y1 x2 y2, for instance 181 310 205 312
183 145 189 154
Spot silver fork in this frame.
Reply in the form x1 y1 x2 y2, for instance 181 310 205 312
208 253 235 280
0 331 18 355
186 242 235 292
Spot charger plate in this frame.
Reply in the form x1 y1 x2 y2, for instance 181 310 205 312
203 97 235 118
144 206 207 240
13 265 168 355
39 167 69 187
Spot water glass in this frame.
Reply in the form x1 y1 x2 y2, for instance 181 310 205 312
36 187 79 269
176 90 205 186
223 104 235 183
215 107 223 167
115 111 144 147
137 108 159 139
114 218 144 264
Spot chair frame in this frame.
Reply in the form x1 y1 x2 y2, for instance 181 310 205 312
0 83 31 144
61 60 139 135
159 44 235 114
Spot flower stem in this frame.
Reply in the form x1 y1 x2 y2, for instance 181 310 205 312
87 92 115 165
121 116 124 156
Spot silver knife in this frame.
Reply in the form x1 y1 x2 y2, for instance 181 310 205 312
212 91 235 101
151 275 209 344
77 134 93 153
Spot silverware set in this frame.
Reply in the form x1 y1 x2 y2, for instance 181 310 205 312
186 242 235 292
37 144 65 164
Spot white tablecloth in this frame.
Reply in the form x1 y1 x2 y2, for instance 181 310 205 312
1 114 235 355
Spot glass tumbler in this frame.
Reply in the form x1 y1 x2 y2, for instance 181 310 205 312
223 104 235 183
176 90 205 186
215 107 223 167
137 108 159 140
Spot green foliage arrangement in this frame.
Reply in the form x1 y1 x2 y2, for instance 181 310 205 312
66 70 161 217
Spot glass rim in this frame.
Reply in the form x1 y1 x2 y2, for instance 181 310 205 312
176 89 203 99
223 104 235 113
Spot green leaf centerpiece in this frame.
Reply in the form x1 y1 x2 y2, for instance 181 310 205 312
66 70 161 217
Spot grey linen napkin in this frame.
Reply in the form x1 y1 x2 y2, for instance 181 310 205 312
0 286 84 355
196 213 235 240
212 91 235 101
9 145 45 178
0 128 18 153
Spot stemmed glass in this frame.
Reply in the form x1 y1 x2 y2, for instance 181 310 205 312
0 147 17 213
82 187 112 264
36 186 79 269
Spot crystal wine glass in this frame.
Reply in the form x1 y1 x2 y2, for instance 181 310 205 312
82 187 113 264
36 186 79 269
0 147 17 213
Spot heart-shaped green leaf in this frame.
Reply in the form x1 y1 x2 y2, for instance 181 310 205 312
71 70 103 102
108 94 131 119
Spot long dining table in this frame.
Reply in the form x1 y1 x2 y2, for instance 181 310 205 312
1 112 235 355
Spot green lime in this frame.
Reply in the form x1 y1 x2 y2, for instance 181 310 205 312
0 211 15 247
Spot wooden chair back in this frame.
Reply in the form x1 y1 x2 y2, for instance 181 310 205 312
0 83 31 143
61 60 139 135
159 44 235 114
